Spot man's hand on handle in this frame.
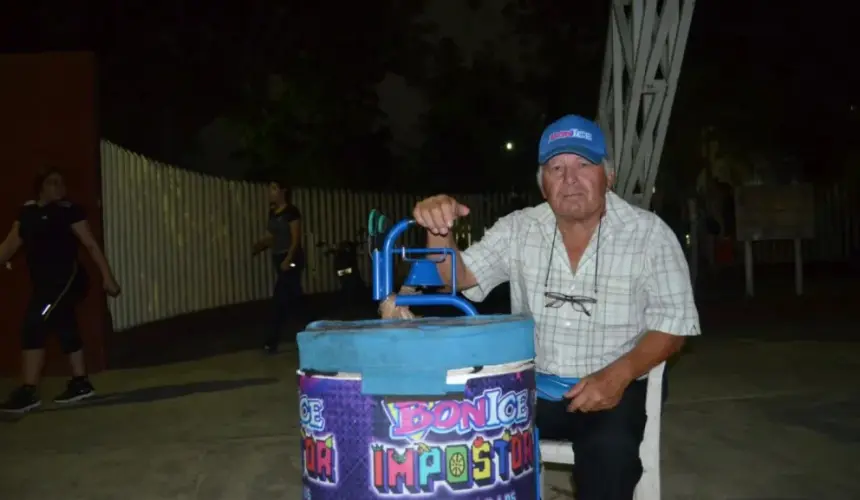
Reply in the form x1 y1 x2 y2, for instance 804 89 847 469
411 195 478 291
413 195 470 236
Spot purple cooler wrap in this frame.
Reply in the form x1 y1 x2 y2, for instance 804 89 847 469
298 362 536 499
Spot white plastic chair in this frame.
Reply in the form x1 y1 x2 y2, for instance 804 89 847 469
538 362 666 500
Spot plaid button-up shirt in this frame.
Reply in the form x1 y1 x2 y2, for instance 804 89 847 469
461 192 700 378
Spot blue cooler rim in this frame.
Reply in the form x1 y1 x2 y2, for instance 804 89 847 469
297 313 535 396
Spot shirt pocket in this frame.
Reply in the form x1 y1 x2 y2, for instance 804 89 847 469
514 252 546 313
596 274 637 328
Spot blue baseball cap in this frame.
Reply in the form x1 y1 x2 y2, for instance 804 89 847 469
537 114 607 165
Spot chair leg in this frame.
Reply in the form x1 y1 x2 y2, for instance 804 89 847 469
633 467 660 500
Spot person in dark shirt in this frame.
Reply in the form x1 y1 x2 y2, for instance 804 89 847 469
252 179 303 353
0 168 121 413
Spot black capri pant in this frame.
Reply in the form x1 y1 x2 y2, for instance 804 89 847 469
22 263 88 353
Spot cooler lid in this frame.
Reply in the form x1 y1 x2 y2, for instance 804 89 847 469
297 314 535 396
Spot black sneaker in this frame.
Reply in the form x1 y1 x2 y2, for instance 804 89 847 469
53 377 96 404
263 344 279 355
0 385 42 413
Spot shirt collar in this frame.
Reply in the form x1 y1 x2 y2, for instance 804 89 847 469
536 190 630 236
534 191 632 274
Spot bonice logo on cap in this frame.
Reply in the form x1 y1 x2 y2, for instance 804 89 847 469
548 128 592 143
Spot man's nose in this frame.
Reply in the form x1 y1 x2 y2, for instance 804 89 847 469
562 167 579 184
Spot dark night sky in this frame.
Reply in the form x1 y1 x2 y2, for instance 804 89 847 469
1 1 858 178
2 1 857 105
690 1 858 100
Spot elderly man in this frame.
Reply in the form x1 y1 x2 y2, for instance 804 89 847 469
412 114 700 500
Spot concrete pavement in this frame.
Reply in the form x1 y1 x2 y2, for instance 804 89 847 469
1 338 858 499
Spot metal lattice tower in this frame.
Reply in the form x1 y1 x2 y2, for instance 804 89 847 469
597 0 696 207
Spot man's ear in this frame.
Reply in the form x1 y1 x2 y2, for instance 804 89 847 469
606 170 616 191
538 169 548 199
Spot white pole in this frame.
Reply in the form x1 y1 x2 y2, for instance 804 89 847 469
794 238 803 296
687 198 698 285
744 241 754 297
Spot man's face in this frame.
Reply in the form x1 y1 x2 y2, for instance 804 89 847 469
41 173 66 202
267 182 284 204
540 153 613 220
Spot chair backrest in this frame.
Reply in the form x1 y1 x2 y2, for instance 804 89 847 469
637 361 666 499
645 361 665 423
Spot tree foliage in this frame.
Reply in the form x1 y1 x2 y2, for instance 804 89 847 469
502 0 607 118
409 0 609 193
9 0 430 181
227 1 434 188
413 39 545 193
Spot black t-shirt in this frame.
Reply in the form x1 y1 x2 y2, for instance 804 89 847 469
17 200 86 284
267 204 303 268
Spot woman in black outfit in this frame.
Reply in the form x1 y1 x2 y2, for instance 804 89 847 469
252 179 304 354
0 169 121 413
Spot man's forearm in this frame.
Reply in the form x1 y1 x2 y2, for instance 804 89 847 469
254 233 274 252
427 233 474 290
283 243 298 265
0 243 14 265
0 238 21 265
611 331 685 381
85 243 116 282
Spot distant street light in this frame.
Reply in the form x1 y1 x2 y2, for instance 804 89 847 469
505 141 514 151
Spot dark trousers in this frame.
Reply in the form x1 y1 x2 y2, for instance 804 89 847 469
265 267 303 348
537 379 647 500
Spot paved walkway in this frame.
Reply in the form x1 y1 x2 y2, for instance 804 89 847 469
1 338 858 499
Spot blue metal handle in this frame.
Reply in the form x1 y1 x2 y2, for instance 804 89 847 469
371 218 477 316
394 294 477 317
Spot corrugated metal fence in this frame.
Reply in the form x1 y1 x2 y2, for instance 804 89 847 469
102 141 858 330
101 141 530 331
